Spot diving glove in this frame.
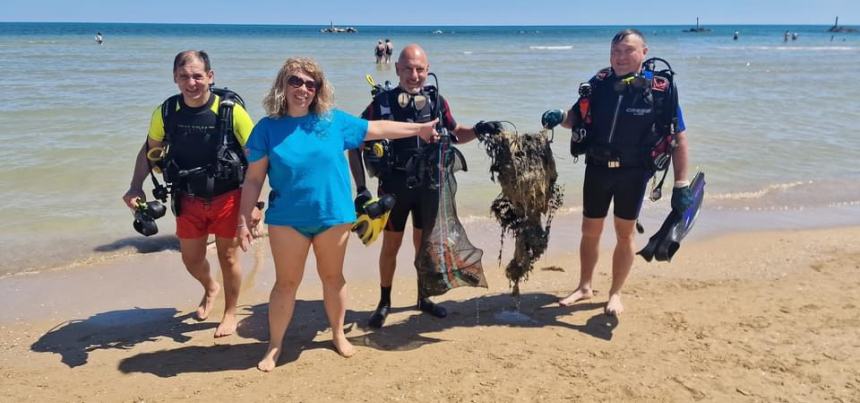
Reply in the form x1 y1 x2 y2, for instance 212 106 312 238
353 194 396 246
671 183 694 212
541 109 565 129
474 120 503 136
354 186 373 214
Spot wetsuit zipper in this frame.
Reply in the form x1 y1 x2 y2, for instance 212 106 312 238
607 94 624 144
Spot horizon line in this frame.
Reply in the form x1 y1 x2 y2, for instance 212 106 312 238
0 21 854 27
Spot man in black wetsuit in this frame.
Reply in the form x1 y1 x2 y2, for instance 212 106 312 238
542 29 692 316
349 44 501 328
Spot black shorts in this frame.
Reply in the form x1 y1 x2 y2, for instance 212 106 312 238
582 165 651 220
377 171 430 232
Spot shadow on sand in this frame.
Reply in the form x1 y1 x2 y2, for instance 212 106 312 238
116 291 617 377
344 292 619 353
31 307 214 368
93 234 181 254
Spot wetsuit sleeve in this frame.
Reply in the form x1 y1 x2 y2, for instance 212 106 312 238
360 100 376 120
437 95 461 142
232 103 255 146
246 118 270 163
147 105 165 142
676 105 686 132
438 95 457 131
336 110 369 150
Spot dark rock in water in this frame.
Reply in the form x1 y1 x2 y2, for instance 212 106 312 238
684 17 711 33
828 16 858 33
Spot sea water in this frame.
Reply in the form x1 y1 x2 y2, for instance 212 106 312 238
1 23 858 275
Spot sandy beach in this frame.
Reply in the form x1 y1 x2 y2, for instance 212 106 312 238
2 214 859 402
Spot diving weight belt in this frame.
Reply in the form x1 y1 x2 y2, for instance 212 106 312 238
638 171 705 262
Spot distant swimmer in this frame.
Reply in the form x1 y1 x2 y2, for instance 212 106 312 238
95 32 103 45
792 32 798 41
384 38 393 63
374 40 385 64
733 31 739 41
784 31 790 42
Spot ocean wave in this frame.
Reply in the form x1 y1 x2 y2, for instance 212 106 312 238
529 45 573 50
709 181 811 201
718 46 855 52
457 205 584 225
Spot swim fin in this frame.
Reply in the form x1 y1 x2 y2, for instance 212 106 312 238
352 194 396 246
638 171 705 262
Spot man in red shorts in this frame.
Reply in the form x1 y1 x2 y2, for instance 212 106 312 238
122 50 260 337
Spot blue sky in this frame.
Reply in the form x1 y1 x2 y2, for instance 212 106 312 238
2 0 857 25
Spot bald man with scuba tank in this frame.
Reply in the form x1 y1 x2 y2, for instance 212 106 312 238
348 44 503 328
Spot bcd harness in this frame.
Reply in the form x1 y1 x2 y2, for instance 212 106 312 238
145 87 248 214
361 84 442 180
570 57 680 201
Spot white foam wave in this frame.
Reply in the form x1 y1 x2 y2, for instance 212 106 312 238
710 180 812 201
718 46 855 52
529 45 573 50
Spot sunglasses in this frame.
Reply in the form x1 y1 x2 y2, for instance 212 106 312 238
287 76 318 91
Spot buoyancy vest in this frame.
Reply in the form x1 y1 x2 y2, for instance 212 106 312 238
159 88 248 198
362 85 453 178
570 61 678 172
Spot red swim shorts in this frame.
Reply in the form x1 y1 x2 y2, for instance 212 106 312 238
175 189 241 239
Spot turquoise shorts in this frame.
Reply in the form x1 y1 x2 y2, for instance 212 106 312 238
292 225 333 239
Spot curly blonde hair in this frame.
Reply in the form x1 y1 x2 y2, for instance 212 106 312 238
262 57 334 118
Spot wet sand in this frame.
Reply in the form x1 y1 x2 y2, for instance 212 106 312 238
1 218 859 402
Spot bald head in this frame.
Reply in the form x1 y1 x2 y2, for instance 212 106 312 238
398 44 427 64
395 44 430 94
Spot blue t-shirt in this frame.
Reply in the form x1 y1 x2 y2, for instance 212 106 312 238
247 109 369 227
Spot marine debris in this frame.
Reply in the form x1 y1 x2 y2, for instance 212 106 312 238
477 129 564 296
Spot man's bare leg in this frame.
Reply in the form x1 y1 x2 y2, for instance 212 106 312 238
180 237 221 320
559 217 604 306
313 224 355 357
606 217 637 316
214 236 242 337
258 226 311 372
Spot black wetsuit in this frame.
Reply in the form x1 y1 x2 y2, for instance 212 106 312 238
572 68 685 220
361 87 458 231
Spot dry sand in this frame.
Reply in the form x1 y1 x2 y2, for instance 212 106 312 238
1 223 859 402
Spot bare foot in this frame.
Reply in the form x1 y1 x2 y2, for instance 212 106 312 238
214 311 238 338
332 335 355 358
195 282 221 321
257 346 281 372
559 287 593 307
605 293 624 316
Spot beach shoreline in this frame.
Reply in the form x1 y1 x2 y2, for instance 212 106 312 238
2 218 859 401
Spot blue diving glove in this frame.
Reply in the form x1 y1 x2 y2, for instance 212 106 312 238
671 184 694 212
541 109 564 129
354 186 372 214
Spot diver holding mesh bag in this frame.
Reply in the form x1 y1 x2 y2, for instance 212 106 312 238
347 44 503 328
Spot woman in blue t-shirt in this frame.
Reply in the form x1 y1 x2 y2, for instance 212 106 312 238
237 57 438 372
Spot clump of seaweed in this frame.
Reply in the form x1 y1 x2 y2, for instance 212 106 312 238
477 129 564 296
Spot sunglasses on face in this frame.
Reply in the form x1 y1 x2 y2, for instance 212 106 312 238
287 75 318 91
